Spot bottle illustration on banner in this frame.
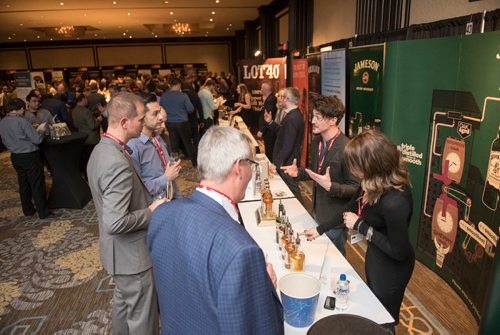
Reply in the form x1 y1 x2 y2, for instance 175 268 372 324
482 126 500 211
432 194 459 267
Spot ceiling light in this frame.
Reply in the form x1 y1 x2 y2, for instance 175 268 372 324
24 39 27 42
84 13 87 16
155 35 158 38
229 23 232 27
164 1 168 3
20 23 23 26
127 12 131 16
170 11 174 15
8 37 11 40
129 35 132 38
172 22 191 36
60 2 64 5
50 38 53 40
113 1 117 4
94 33 98 36
6 4 10 8
122 32 126 35
209 18 213 22
211 11 215 15
226 28 229 31
216 0 220 3
37 35 40 38
254 50 262 57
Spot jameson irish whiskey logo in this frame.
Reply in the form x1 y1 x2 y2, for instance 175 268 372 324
353 59 381 75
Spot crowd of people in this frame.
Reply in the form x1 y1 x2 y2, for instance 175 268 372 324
0 70 415 334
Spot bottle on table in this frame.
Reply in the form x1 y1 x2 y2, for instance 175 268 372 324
284 229 296 269
335 274 349 311
280 223 290 258
290 233 305 272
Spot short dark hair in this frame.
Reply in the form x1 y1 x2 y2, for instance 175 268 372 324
312 95 345 124
169 78 181 87
26 92 39 102
76 93 87 103
7 98 26 112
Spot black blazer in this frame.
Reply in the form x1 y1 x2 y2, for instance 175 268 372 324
259 94 278 133
298 133 359 233
267 107 304 168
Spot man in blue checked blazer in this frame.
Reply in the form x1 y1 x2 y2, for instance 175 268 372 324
148 126 284 335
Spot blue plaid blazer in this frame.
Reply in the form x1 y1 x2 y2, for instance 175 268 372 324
148 190 284 335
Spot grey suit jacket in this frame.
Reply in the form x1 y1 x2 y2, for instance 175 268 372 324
87 137 152 275
72 105 101 145
298 134 359 234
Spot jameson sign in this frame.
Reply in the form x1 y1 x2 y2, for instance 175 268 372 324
348 44 385 137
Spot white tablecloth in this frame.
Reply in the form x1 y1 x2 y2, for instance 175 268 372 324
238 198 394 334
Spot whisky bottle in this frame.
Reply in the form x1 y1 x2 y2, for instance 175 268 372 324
483 126 500 211
291 233 305 272
280 224 290 259
264 188 273 218
284 229 296 269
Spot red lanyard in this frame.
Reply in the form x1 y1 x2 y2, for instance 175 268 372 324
152 136 168 169
358 197 368 216
103 132 131 159
198 184 238 211
317 129 341 173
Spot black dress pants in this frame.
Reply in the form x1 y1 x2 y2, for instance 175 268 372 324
166 121 197 166
11 150 49 218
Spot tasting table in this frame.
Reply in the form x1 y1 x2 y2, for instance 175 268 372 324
237 197 394 334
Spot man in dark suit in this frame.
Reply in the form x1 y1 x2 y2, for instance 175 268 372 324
263 87 305 203
281 95 358 255
148 126 283 335
257 81 278 161
87 92 165 334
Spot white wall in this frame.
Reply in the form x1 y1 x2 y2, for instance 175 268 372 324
410 0 499 25
312 0 499 47
313 0 356 47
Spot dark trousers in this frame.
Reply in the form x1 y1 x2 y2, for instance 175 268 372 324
199 117 214 138
11 151 49 218
80 144 96 181
167 121 197 166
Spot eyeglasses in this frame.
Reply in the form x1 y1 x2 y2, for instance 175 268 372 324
311 114 324 122
243 158 259 166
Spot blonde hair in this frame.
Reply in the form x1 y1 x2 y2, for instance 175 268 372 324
344 129 410 204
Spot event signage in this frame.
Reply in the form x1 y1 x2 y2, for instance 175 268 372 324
321 49 346 133
348 44 385 137
239 58 286 114
381 31 499 322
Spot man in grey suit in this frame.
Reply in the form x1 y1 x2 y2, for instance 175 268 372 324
281 95 358 255
87 92 165 334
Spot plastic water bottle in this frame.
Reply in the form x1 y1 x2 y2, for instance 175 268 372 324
335 274 349 311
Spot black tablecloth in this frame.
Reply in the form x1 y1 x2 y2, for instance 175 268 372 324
42 132 92 209
307 314 392 335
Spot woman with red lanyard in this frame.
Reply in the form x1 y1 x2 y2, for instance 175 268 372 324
343 129 414 329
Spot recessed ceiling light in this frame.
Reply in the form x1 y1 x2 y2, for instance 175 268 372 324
229 23 232 27
60 2 64 5
129 35 132 38
226 28 229 31
127 12 131 16
205 34 208 37
122 32 126 35
216 0 220 3
8 37 11 40
211 11 215 15
77 37 80 40
37 35 40 38
12 33 15 36
113 1 117 4
94 33 98 36
5 4 10 8
24 39 27 42
170 11 174 15
164 1 168 3
19 23 23 26
84 13 87 16
155 35 158 38
50 38 53 40
209 18 213 22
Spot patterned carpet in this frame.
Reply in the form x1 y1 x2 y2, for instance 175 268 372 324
0 150 476 334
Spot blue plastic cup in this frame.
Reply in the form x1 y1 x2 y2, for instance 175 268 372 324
279 273 320 327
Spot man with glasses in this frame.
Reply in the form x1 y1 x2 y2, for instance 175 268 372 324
280 95 358 256
263 87 305 203
148 126 283 334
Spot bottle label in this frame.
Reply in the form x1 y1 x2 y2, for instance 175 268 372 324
486 150 500 189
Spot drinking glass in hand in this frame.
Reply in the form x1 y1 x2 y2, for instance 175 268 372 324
166 182 174 201
170 152 179 165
